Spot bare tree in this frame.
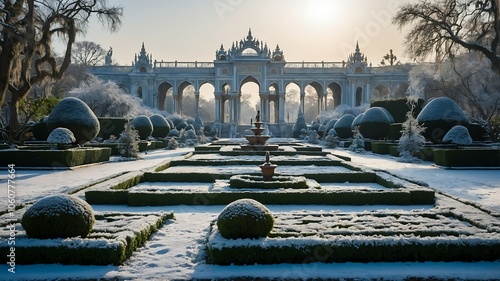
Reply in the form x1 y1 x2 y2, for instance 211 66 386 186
393 0 500 74
0 0 122 143
72 41 107 66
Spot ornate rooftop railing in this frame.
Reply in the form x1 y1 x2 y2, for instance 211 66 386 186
154 61 214 68
284 61 346 68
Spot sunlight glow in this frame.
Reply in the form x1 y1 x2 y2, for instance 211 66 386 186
306 0 336 24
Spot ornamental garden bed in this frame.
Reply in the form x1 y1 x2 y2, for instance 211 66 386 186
83 166 434 206
0 147 111 167
0 211 173 265
207 201 500 265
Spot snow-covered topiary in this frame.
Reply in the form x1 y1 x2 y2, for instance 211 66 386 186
47 127 76 149
292 111 308 138
21 194 95 239
334 114 356 138
149 114 170 138
168 128 180 137
325 118 338 132
47 97 100 145
442 125 473 146
217 199 274 239
351 113 364 130
417 97 469 143
359 107 392 139
398 102 426 163
307 130 319 144
131 115 153 140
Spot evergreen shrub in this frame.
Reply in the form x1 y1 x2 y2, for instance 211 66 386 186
22 194 95 239
217 199 274 239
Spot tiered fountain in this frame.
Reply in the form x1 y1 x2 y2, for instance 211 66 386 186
240 111 279 151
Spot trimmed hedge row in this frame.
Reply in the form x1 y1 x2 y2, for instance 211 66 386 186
371 98 424 123
207 234 500 265
0 147 111 167
0 212 173 265
433 148 500 167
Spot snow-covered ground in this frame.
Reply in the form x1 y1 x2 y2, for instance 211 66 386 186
1 143 499 280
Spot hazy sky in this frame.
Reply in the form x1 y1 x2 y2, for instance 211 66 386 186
78 0 415 65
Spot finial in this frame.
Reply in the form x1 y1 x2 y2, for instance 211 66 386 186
355 41 360 52
247 28 253 40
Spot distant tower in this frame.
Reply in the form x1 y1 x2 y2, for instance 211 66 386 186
347 41 368 74
134 42 153 73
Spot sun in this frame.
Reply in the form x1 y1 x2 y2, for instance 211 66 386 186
306 0 335 24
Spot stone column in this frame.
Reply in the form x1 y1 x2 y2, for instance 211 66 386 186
194 91 200 118
172 91 179 114
214 92 221 125
300 91 305 113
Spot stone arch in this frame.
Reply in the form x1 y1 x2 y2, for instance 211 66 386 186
118 84 128 94
139 66 147 73
356 87 363 106
355 66 363 73
326 82 342 110
268 82 280 124
137 86 143 99
285 82 301 124
240 76 260 125
393 83 409 98
199 82 215 122
221 83 231 123
177 81 193 116
157 82 172 111
372 84 390 101
304 81 323 123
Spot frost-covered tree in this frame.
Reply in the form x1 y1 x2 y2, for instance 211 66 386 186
398 100 426 163
410 53 500 123
348 126 365 153
393 0 500 74
0 0 122 143
68 75 151 118
71 41 107 66
118 122 140 159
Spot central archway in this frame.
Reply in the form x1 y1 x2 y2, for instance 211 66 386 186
240 76 260 125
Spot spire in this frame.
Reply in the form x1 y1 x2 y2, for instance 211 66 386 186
140 42 146 54
355 41 360 52
247 28 253 41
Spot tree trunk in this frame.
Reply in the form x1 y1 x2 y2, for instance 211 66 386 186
8 95 21 144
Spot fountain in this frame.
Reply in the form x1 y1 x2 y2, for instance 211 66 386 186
240 111 279 151
259 151 277 181
229 151 309 189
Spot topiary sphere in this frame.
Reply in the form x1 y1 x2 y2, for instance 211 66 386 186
168 128 180 137
334 114 355 138
131 115 154 140
325 118 338 132
359 107 392 139
47 127 76 148
417 97 469 143
351 113 364 130
217 199 274 239
47 97 100 145
442 125 473 145
22 194 95 239
149 114 171 138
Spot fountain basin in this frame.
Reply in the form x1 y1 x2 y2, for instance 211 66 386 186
229 175 309 189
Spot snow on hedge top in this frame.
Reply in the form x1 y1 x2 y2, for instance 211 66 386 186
132 115 153 127
149 114 169 128
351 113 363 129
23 194 94 218
217 199 272 221
417 97 468 123
334 114 355 129
48 97 99 126
361 107 392 124
47 127 76 144
442 125 473 145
